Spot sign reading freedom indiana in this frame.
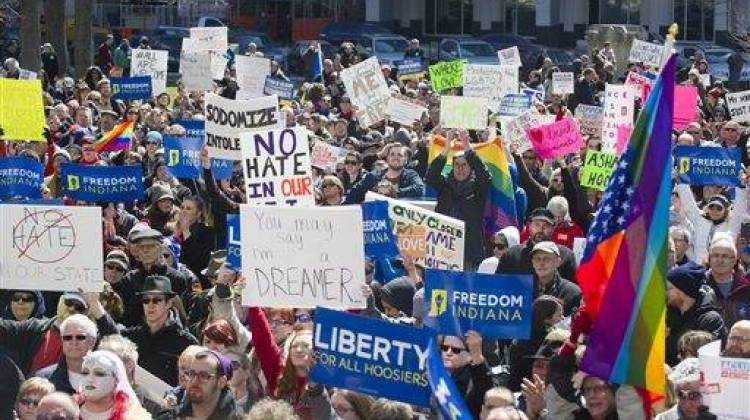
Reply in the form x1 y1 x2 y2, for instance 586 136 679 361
675 146 741 186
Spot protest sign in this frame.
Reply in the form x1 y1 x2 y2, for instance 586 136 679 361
163 135 231 180
575 104 603 139
0 204 103 292
698 340 750 420
440 96 489 130
726 90 750 123
424 269 533 338
527 117 584 159
396 224 427 259
18 69 37 80
428 60 466 92
226 214 241 269
501 110 554 152
361 201 400 259
131 49 168 96
463 64 518 106
0 79 45 142
386 94 428 126
340 57 392 129
241 127 314 206
624 71 652 100
675 146 741 186
173 120 233 180
189 27 228 51
579 150 618 191
0 157 43 200
572 237 587 264
311 307 432 406
239 205 366 308
310 141 346 172
601 84 634 154
628 39 664 68
180 39 214 92
110 76 152 101
366 192 465 270
263 77 296 100
235 55 271 99
60 164 143 202
673 85 698 130
204 93 280 160
498 46 522 67
521 87 544 103
394 58 425 81
209 50 229 80
425 339 473 419
552 72 574 95
498 94 532 117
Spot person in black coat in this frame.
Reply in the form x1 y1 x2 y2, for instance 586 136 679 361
531 242 582 317
440 332 494 419
426 134 491 270
175 196 215 282
0 351 24 420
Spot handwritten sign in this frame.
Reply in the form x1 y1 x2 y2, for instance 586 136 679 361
131 49 168 96
0 79 45 142
366 192 465 270
239 205 366 309
386 95 428 126
527 117 584 159
0 204 103 292
463 64 518 106
264 77 296 100
501 110 554 151
205 93 280 159
575 104 603 139
698 340 750 420
340 57 391 129
498 46 522 67
624 71 652 100
396 224 427 259
579 150 618 191
628 39 665 68
673 85 698 130
601 84 634 154
235 55 271 100
498 94 532 116
726 90 750 123
428 60 466 92
440 96 489 130
180 38 214 92
241 127 314 206
189 27 228 51
310 141 346 172
552 72 574 95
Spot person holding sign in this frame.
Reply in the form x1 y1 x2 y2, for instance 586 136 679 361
345 143 425 203
439 332 493 418
427 130 491 269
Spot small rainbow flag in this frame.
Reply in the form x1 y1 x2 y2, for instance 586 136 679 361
576 55 676 397
93 121 134 153
428 136 518 239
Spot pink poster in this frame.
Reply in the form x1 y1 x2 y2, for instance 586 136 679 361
615 124 634 154
673 85 698 130
527 117 584 159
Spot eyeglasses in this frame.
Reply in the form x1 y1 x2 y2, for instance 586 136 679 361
709 253 735 260
62 334 88 341
18 397 41 407
184 370 216 382
677 390 702 400
11 295 34 303
727 335 750 343
64 299 86 312
141 297 166 305
441 345 466 354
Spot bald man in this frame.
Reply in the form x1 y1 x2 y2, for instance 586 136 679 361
724 320 750 358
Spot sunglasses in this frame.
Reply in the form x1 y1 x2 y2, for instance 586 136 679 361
723 127 738 132
11 295 34 303
18 397 40 407
62 334 88 341
141 297 166 305
678 390 702 401
64 299 86 312
493 243 507 250
441 344 466 354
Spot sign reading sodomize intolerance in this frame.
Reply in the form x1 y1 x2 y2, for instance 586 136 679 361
60 164 144 202
0 204 103 291
240 127 314 206
239 205 366 308
675 146 742 186
311 307 432 407
205 93 280 160
340 57 391 129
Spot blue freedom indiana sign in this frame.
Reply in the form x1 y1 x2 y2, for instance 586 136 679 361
263 77 296 100
111 76 153 101
173 121 233 180
675 145 741 186
226 214 241 269
311 307 432 407
60 164 143 202
424 269 533 339
360 200 399 259
163 135 234 180
0 157 43 200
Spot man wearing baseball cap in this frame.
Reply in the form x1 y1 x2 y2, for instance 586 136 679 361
530 241 581 316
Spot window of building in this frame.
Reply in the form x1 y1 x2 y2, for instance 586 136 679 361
674 0 714 41
504 0 536 36
599 0 640 25
425 0 474 35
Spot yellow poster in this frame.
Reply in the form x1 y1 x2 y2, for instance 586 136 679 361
0 79 45 142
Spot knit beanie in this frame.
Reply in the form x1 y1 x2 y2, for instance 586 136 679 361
667 262 705 300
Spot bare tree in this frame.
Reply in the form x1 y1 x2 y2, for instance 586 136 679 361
74 0 92 78
44 0 69 77
19 0 42 71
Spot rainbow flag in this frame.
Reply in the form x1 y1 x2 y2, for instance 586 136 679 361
428 136 518 239
93 121 134 153
576 55 676 396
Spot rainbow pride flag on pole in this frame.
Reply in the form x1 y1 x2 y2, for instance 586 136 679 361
428 136 518 239
576 55 676 396
93 121 134 153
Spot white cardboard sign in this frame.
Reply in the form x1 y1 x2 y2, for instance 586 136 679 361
235 55 271 99
189 27 228 51
552 72 575 95
440 96 489 130
463 64 519 106
340 57 393 129
628 39 665 68
698 340 750 420
205 93 280 160
497 46 522 67
131 49 169 96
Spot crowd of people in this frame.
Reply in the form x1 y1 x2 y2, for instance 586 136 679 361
0 28 749 420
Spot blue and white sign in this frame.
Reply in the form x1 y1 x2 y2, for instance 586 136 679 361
520 87 544 103
164 125 234 180
60 164 143 202
176 119 205 138
426 338 473 420
263 77 296 100
361 200 399 259
311 307 432 407
395 59 425 77
110 76 153 101
675 146 741 186
424 269 533 339
498 94 532 117
226 214 241 270
0 157 43 200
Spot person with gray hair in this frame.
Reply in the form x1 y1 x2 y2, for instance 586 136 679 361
545 195 584 250
669 226 695 265
656 358 716 419
34 314 98 394
35 391 80 419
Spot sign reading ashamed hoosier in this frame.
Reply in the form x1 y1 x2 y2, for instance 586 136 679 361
0 78 45 142
311 307 432 407
340 57 392 129
240 127 314 206
527 117 584 159
428 60 466 92
726 90 750 123
424 270 533 338
204 93 280 160
131 49 168 96
579 150 618 191
0 157 43 200
239 205 366 309
0 204 103 292
675 146 741 186
366 192 465 270
60 164 144 202
439 96 489 130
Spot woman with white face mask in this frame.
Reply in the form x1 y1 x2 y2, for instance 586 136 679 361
77 350 151 420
